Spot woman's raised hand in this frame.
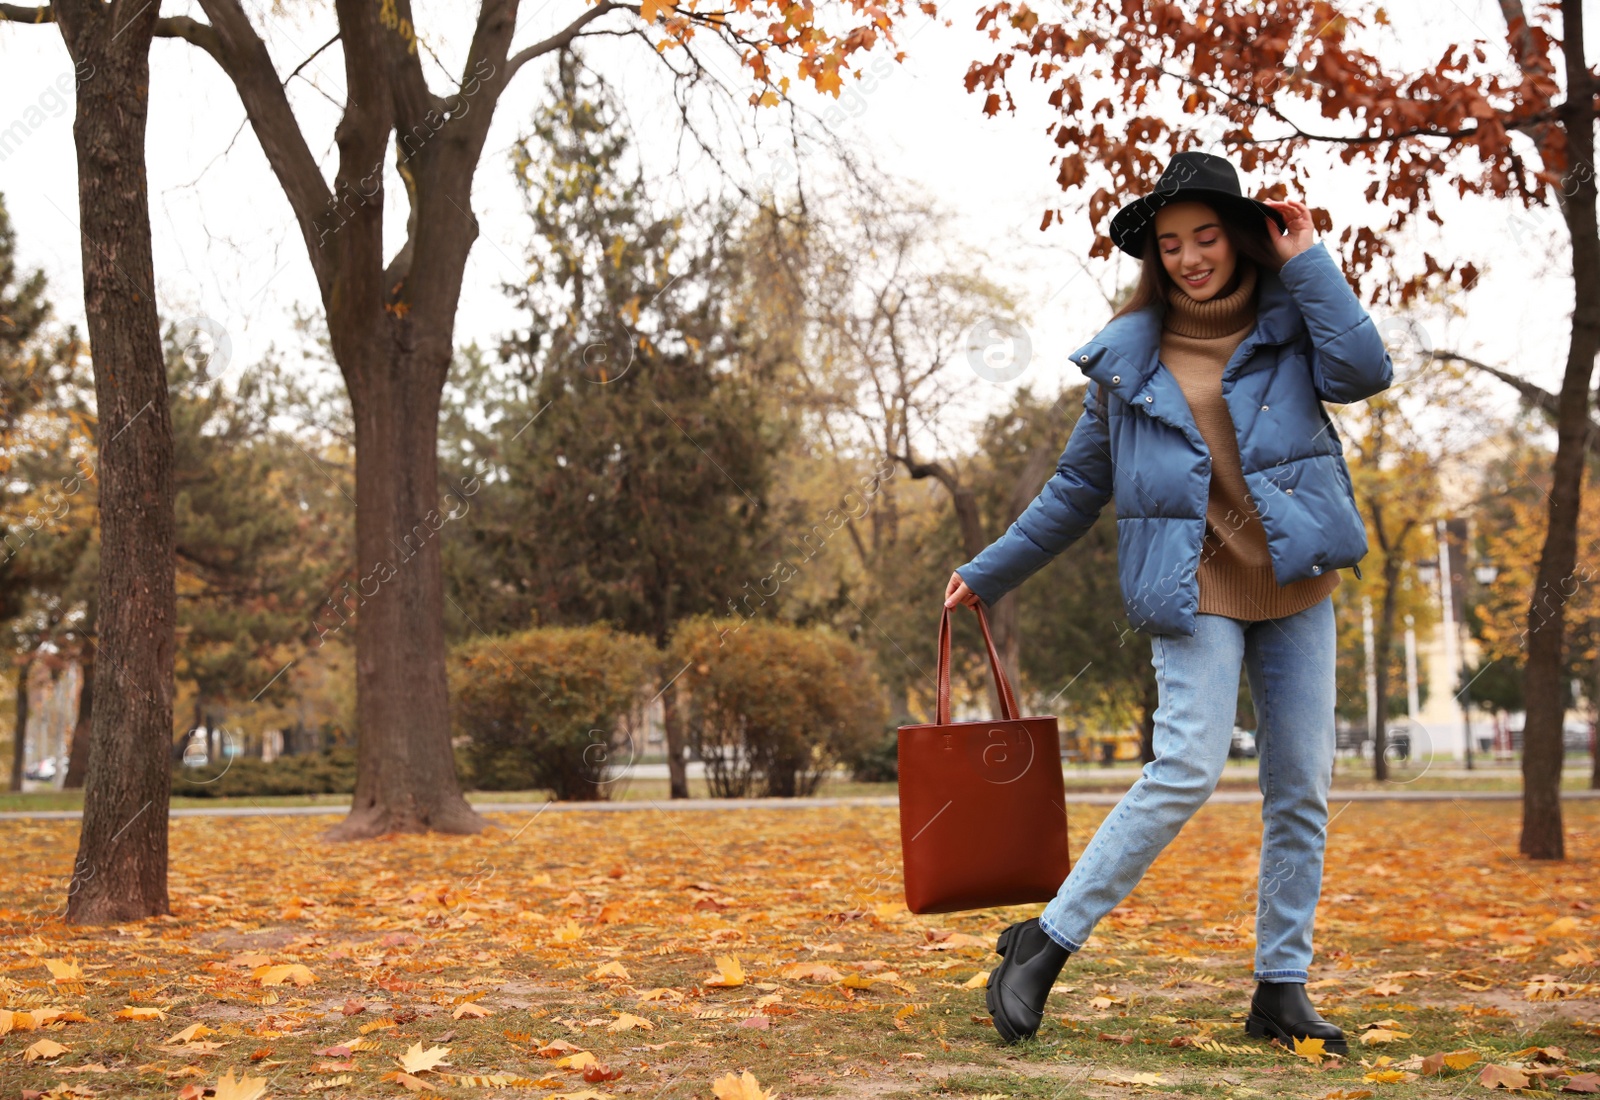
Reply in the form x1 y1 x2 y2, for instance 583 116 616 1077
945 571 981 610
1261 198 1316 264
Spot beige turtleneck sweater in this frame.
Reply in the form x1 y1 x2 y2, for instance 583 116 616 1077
1160 259 1341 622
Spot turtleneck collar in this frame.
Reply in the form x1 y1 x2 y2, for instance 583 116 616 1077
1162 259 1259 339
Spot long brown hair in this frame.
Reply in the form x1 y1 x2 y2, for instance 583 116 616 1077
1109 199 1283 322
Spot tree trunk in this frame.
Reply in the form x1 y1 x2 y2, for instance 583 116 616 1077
324 352 487 839
1521 0 1597 859
63 653 93 789
56 0 175 924
10 659 28 792
662 673 689 799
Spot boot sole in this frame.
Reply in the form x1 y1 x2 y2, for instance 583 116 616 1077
985 959 1023 1043
1244 1014 1348 1055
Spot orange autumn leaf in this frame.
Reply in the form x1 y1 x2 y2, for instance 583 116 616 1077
23 1038 69 1062
382 1071 436 1092
1478 1064 1532 1090
253 963 316 986
45 958 83 981
1420 1049 1481 1074
712 1069 775 1100
212 1069 269 1100
704 954 745 987
115 1005 168 1021
779 962 843 982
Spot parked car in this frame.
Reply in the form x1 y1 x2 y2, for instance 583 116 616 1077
1230 727 1257 759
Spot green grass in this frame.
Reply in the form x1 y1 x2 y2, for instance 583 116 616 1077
0 762 1593 813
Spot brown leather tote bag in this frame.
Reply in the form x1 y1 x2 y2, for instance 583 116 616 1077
896 603 1072 914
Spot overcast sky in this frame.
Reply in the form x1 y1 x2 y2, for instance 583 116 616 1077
0 0 1593 457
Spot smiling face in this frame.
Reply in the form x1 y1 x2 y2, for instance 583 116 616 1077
1153 201 1238 302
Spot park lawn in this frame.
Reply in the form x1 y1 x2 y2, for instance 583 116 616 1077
0 763 1595 813
0 800 1596 1099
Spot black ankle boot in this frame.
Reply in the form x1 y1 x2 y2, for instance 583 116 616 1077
985 918 1071 1044
1244 980 1348 1054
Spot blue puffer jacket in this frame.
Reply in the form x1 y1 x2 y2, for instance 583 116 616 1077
956 240 1393 637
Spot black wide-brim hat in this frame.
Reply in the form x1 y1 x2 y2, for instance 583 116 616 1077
1108 150 1287 258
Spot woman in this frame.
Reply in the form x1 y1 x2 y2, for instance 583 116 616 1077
945 150 1392 1049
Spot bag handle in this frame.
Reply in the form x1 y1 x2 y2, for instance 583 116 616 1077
935 602 1022 725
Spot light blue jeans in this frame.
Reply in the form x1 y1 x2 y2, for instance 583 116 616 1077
1039 595 1337 981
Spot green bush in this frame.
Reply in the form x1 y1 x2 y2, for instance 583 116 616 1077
844 723 900 782
172 747 357 798
671 614 889 797
449 625 658 800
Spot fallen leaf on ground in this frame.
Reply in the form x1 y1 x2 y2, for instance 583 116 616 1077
1089 1071 1167 1087
1479 1065 1533 1090
1293 1035 1330 1064
211 1069 268 1100
24 1039 69 1062
45 959 83 981
396 1042 452 1074
114 1006 167 1021
1420 1049 1480 1074
704 955 745 987
780 962 843 982
712 1069 774 1100
253 963 316 986
382 1070 436 1092
165 1023 215 1044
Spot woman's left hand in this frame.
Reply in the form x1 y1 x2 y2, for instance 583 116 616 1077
1261 198 1316 263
